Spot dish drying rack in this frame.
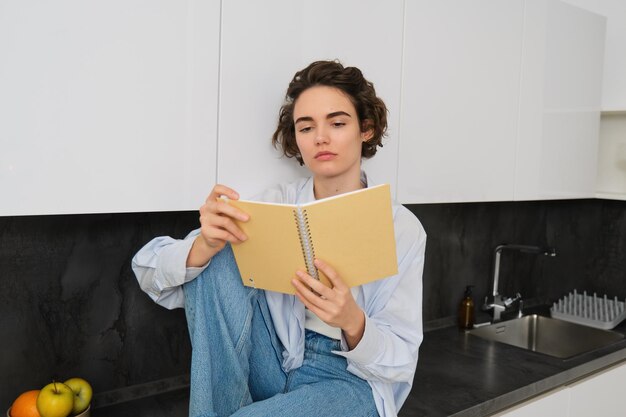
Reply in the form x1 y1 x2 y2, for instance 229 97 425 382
551 290 626 330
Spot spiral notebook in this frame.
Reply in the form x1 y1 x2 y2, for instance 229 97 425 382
226 184 398 294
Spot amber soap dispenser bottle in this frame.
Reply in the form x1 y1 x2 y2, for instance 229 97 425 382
458 285 475 330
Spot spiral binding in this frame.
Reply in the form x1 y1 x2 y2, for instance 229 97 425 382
294 207 318 280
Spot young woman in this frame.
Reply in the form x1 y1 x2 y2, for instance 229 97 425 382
132 60 426 417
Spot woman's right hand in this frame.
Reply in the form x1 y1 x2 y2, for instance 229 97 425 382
186 184 249 267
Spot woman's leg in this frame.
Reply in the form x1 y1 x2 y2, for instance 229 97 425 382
231 331 379 417
183 245 287 417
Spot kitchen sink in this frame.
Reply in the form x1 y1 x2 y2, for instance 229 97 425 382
469 314 624 358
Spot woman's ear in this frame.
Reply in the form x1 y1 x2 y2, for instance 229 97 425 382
361 119 374 142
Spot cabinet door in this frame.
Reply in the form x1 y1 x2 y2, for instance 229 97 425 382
217 0 404 199
0 0 220 215
561 0 626 111
397 0 524 203
493 387 569 417
568 361 626 417
515 0 606 200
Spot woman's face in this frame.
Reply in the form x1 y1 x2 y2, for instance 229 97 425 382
293 86 371 183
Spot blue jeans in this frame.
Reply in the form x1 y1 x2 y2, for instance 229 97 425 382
183 245 378 417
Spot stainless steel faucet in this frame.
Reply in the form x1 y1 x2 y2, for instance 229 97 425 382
483 244 556 322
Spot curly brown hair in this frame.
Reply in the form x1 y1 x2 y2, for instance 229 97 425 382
271 60 388 166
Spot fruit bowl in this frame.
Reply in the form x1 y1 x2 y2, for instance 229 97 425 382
7 405 91 417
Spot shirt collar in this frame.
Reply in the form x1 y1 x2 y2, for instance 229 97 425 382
297 170 371 205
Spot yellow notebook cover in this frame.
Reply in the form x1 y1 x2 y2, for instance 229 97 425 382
227 184 398 294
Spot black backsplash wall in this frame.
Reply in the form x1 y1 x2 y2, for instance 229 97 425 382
412 198 626 320
1 198 625 408
0 211 198 408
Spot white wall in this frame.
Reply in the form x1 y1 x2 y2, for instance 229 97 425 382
596 113 626 197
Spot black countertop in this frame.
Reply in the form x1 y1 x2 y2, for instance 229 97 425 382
399 317 626 417
90 314 626 417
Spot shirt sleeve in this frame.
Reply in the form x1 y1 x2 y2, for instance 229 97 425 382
334 210 426 384
131 228 209 310
129 180 292 310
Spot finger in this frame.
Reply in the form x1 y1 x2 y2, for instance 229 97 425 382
314 259 347 290
214 198 250 222
210 215 248 241
292 275 330 310
202 197 249 223
294 270 332 299
204 225 245 246
208 184 240 202
294 290 328 321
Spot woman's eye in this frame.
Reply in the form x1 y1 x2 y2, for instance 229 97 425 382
332 122 346 128
298 126 312 133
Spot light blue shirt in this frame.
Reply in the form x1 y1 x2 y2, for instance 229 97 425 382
132 174 426 417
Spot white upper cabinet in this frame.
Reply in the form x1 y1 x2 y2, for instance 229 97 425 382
0 0 610 214
217 0 404 199
0 0 220 215
0 0 219 215
561 0 626 111
397 0 524 204
398 0 606 204
514 0 606 200
559 0 626 200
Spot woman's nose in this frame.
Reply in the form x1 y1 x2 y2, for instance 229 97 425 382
315 128 329 145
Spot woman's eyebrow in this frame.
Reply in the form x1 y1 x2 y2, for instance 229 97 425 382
327 111 352 119
294 111 352 125
294 116 314 125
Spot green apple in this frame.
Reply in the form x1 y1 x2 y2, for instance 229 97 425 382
36 381 74 417
63 378 92 414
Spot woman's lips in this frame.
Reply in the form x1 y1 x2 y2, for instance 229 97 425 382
315 151 337 161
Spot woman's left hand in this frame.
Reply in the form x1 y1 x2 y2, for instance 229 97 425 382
292 258 365 350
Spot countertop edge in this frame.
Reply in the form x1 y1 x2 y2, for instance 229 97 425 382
449 348 626 417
